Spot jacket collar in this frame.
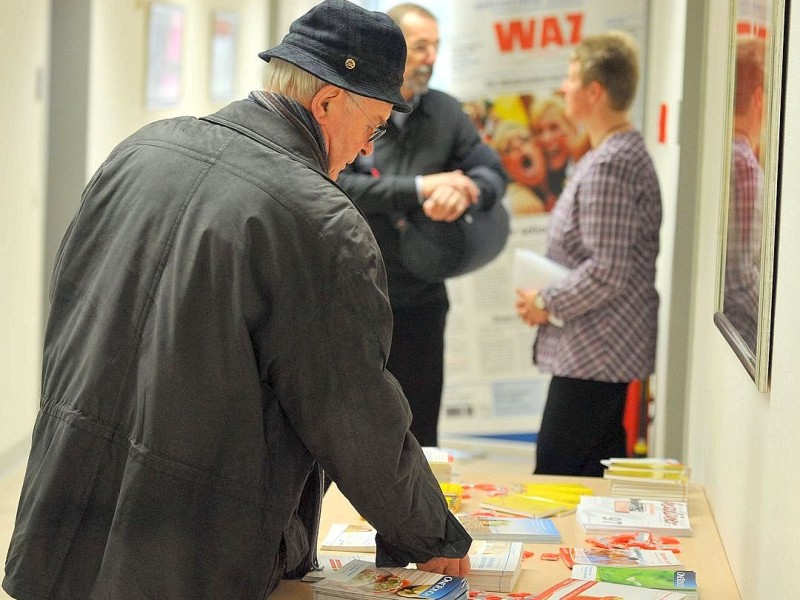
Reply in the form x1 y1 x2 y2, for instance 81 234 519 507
207 97 329 177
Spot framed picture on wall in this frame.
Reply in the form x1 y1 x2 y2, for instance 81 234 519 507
210 11 240 102
714 0 787 391
145 3 185 109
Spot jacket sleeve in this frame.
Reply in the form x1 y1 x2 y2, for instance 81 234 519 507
256 199 471 566
338 93 508 217
337 167 422 215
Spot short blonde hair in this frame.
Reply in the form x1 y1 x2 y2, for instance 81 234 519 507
263 58 327 105
571 31 639 112
734 38 765 115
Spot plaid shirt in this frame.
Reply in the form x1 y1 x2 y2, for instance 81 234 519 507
722 137 763 349
534 130 662 381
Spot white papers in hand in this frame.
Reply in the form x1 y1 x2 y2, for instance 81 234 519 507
513 248 571 327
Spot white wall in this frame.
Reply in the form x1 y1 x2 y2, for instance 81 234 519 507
0 0 49 471
87 0 269 175
643 0 689 459
0 0 270 468
685 1 800 597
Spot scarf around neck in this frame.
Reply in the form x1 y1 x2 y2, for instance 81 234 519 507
248 90 328 172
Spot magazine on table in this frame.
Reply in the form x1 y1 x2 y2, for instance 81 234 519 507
456 513 561 543
571 565 697 592
576 496 693 536
320 523 377 552
560 546 683 568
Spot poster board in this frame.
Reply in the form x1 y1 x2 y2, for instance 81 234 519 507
364 0 650 445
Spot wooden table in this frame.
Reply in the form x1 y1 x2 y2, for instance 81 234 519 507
270 455 740 598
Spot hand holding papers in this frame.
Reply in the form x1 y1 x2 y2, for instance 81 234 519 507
512 249 571 327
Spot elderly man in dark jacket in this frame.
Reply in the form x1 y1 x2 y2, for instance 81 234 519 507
2 2 471 598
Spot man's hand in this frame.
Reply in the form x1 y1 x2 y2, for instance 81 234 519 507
419 170 480 222
422 185 471 222
420 170 480 205
416 555 471 576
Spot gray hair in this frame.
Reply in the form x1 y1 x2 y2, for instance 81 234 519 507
386 3 437 26
263 58 327 105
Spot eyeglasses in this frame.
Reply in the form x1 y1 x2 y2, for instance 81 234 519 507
346 92 389 143
408 40 440 56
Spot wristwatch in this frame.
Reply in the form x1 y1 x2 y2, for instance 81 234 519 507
534 293 547 311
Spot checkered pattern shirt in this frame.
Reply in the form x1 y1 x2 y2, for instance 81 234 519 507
722 137 763 349
534 130 662 382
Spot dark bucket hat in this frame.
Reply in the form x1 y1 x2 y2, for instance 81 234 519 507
259 0 411 113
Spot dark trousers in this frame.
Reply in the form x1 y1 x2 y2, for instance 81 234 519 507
534 376 629 477
387 300 449 447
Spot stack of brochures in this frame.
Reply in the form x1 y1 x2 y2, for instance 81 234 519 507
440 482 463 512
479 482 593 519
464 541 523 593
602 458 690 501
317 524 524 593
455 513 561 544
576 496 693 537
421 447 454 482
310 560 468 599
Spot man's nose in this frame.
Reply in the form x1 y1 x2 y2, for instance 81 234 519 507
360 140 375 157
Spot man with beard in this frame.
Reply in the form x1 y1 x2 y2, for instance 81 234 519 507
338 3 507 448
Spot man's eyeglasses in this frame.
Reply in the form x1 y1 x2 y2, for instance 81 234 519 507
346 92 389 143
408 40 440 56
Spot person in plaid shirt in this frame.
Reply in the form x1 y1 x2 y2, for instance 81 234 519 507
516 32 662 477
723 38 765 351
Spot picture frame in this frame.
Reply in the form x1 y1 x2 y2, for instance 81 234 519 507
714 0 787 391
145 3 185 109
210 11 240 102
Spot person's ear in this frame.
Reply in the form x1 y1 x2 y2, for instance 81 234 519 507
311 85 345 125
587 80 604 103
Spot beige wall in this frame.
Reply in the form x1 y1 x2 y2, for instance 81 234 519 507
685 1 800 597
0 0 270 470
87 0 269 175
0 0 49 471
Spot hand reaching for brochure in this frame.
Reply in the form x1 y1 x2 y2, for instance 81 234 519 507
416 555 471 577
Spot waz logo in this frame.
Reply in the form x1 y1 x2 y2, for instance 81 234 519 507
494 13 584 53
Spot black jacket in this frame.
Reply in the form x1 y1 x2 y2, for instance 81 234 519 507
3 98 470 600
339 89 508 308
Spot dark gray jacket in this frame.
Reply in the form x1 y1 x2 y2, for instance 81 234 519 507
339 89 508 308
3 98 470 600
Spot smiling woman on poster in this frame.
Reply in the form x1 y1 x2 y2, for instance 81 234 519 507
515 31 662 477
